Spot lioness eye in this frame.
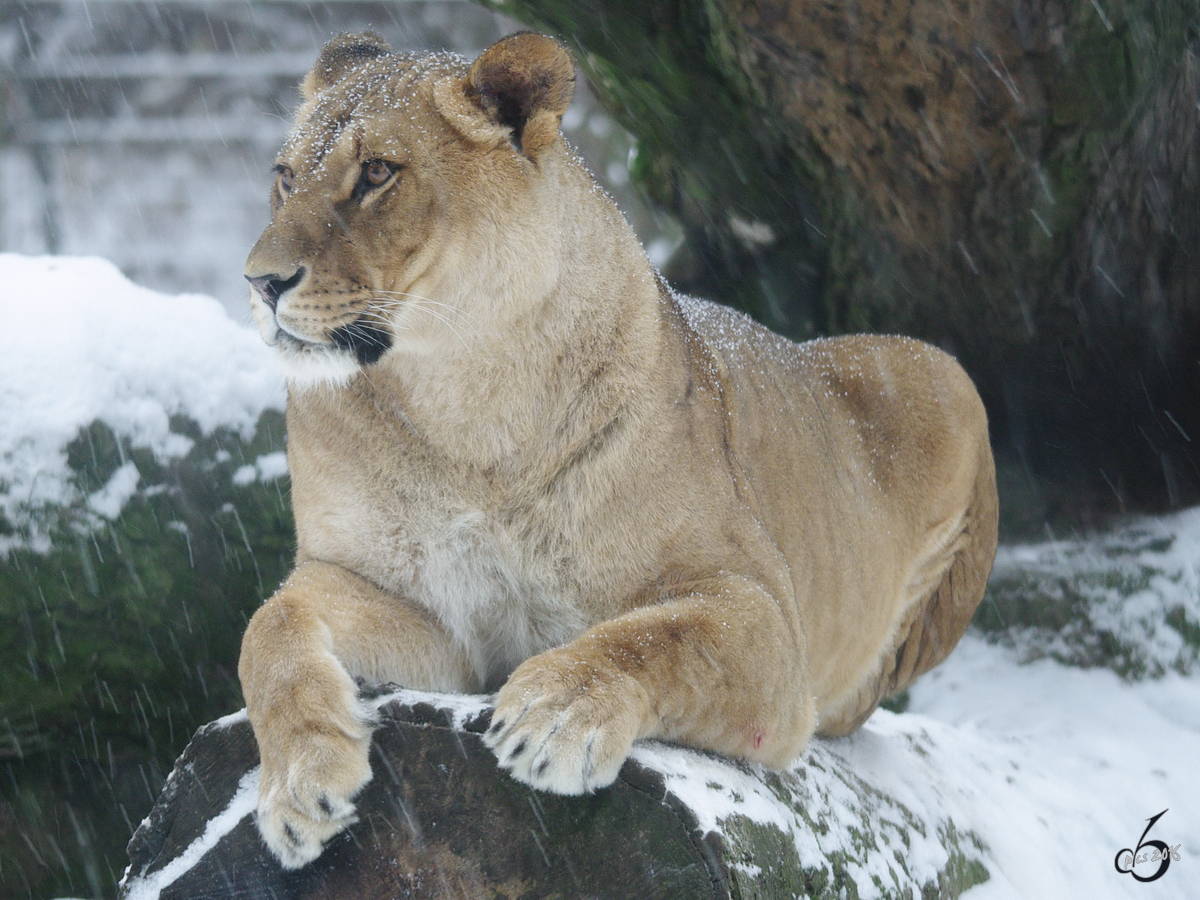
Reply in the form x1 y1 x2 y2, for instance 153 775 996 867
364 159 393 186
274 165 294 195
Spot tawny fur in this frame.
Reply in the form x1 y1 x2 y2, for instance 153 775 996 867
238 32 998 869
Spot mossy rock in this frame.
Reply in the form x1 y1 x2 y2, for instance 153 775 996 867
974 510 1200 680
0 411 292 899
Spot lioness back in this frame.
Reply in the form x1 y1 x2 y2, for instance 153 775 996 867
236 30 998 870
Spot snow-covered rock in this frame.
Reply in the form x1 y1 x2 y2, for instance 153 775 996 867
119 615 1200 900
119 692 990 900
0 253 284 555
980 508 1200 679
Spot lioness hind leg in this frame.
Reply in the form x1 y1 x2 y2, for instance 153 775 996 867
818 450 999 735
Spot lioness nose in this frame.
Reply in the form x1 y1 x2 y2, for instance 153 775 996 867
246 267 305 312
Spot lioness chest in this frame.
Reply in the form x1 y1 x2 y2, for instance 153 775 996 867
287 400 593 688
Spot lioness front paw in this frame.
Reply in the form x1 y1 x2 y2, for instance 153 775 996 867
484 653 649 795
253 703 376 869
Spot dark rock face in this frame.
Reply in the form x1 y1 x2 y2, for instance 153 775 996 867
121 697 725 900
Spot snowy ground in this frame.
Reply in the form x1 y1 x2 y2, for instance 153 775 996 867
903 506 1200 897
5 255 1196 897
904 633 1198 897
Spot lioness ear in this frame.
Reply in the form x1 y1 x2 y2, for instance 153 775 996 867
466 32 575 156
301 32 391 100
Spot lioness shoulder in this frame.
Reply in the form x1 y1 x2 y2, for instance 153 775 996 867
237 31 998 869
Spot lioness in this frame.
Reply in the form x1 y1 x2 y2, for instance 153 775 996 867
239 31 998 869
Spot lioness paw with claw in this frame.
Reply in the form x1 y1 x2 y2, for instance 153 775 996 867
240 632 379 868
484 651 651 794
254 721 372 869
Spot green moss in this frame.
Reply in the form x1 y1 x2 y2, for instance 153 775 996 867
974 513 1199 682
712 761 988 898
936 822 991 897
719 817 808 899
974 574 1081 635
1032 0 1197 267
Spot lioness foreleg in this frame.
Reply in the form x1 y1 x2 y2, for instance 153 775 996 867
238 560 474 868
485 575 814 794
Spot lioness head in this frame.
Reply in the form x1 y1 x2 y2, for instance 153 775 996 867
245 32 576 386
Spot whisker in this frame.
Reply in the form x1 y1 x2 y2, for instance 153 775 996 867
352 309 395 327
371 290 476 325
372 292 470 314
407 303 472 349
369 291 477 349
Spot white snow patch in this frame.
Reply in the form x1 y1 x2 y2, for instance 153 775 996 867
211 708 250 730
728 215 776 247
123 766 260 900
0 254 284 553
255 451 289 481
370 686 494 732
233 451 289 487
86 461 140 520
633 729 955 897
231 465 257 487
986 505 1200 677
905 634 1199 898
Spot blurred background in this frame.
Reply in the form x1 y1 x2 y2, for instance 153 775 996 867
0 0 678 319
6 0 1198 531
